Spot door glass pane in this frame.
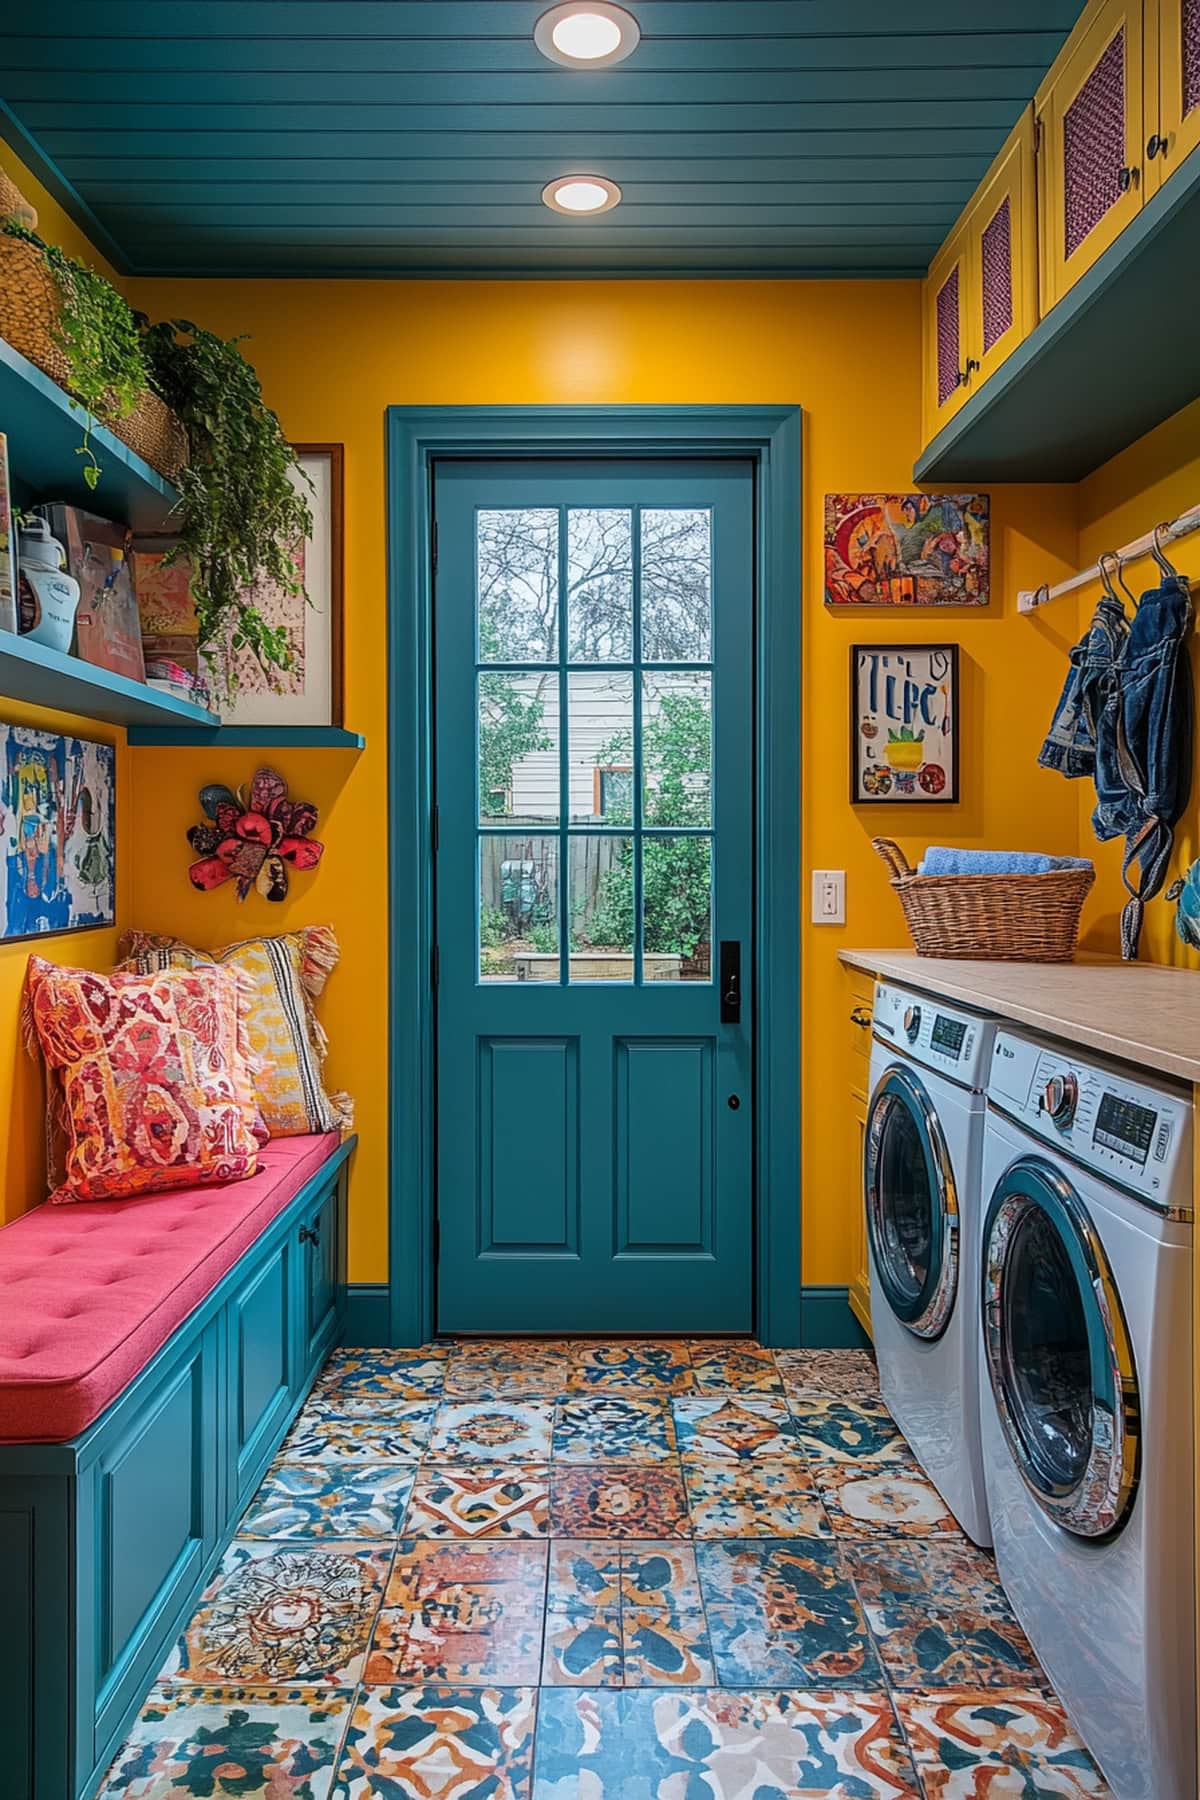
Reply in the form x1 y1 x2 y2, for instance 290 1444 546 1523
643 836 712 982
568 507 633 661
477 507 559 662
1002 1205 1093 1493
878 1102 934 1305
479 671 559 824
641 508 712 660
569 834 634 983
479 834 559 982
568 670 634 824
643 671 711 827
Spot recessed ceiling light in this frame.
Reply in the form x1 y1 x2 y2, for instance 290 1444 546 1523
542 174 622 215
534 3 640 68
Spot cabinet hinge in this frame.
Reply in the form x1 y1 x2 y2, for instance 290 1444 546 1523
431 944 440 987
431 519 438 573
1034 113 1044 155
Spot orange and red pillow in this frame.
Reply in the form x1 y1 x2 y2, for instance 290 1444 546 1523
24 957 266 1204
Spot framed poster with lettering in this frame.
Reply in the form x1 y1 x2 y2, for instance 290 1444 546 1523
851 643 959 803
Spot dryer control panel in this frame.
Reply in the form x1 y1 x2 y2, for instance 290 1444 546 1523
872 981 995 1091
989 1029 1193 1212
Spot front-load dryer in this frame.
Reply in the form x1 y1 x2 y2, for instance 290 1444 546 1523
865 980 997 1545
980 1027 1195 1800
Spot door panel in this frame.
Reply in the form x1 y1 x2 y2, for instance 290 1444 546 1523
434 459 753 1333
1152 0 1200 191
921 226 972 443
1038 0 1145 312
971 109 1039 390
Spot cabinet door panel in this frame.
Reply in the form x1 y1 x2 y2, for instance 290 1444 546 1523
302 1178 342 1377
847 1089 872 1341
922 230 972 443
971 110 1039 388
1154 0 1200 185
1038 0 1145 311
227 1235 294 1509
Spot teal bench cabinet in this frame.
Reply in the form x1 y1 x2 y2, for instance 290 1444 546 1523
0 1132 354 1800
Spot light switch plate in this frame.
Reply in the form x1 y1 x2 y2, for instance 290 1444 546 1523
811 869 846 925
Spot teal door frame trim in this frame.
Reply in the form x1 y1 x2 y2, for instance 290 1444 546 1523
385 404 802 1348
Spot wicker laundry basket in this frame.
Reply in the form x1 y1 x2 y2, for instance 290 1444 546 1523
872 838 1095 962
0 202 187 485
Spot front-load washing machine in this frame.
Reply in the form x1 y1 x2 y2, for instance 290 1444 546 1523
865 980 996 1545
980 1027 1195 1800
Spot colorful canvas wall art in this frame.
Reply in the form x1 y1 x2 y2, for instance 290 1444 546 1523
0 725 116 940
201 446 344 727
825 493 989 607
852 644 960 804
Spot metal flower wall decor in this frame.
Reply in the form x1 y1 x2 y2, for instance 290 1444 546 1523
187 766 324 902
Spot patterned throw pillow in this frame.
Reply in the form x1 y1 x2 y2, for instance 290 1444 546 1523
117 926 352 1138
24 958 266 1205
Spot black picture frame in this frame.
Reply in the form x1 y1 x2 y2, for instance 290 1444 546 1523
850 642 960 804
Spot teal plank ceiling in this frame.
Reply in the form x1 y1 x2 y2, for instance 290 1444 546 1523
0 1 1082 278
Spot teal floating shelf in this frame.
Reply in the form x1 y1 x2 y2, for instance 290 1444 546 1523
125 725 365 749
0 631 220 729
915 147 1200 484
0 335 180 529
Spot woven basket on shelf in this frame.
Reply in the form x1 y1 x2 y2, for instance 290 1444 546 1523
0 231 188 485
872 838 1094 963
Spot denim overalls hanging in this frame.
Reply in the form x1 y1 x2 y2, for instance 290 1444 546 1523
1040 567 1194 958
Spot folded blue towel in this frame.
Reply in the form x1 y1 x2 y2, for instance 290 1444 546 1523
917 847 1094 877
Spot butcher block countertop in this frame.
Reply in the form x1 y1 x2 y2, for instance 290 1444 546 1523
838 949 1200 1087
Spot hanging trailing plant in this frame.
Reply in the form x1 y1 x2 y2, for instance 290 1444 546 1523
139 317 312 682
1 219 148 488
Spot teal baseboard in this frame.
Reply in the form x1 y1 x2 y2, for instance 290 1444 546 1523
341 1283 391 1347
347 1283 869 1351
799 1286 871 1349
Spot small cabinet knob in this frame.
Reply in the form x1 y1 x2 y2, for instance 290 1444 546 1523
849 1006 871 1029
299 1222 321 1247
1117 164 1140 193
1147 133 1168 160
964 357 980 378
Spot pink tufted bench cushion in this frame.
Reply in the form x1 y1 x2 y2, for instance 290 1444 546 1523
0 1133 342 1443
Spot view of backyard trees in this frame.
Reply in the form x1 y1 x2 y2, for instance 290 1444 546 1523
475 503 713 981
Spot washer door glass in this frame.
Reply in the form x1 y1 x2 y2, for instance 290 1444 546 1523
865 1065 959 1340
982 1154 1140 1539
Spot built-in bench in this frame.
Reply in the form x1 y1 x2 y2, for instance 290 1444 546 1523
0 1130 355 1800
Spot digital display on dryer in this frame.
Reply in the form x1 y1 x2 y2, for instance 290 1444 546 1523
1093 1092 1156 1164
931 1016 967 1056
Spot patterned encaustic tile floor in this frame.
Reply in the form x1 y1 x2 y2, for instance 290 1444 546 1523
96 1340 1112 1798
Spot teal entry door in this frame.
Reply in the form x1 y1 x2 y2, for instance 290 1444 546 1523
433 459 754 1334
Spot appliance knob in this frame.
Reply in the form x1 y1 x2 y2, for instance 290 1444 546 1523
903 1004 922 1042
1041 1072 1079 1127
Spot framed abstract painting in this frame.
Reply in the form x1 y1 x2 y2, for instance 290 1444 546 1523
825 493 989 606
851 644 960 804
0 725 116 940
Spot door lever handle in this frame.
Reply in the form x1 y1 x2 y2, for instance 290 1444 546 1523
719 941 741 1024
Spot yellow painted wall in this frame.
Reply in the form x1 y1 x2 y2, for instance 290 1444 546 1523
0 150 132 1222
1 139 1086 1293
124 272 1081 1287
1075 396 1200 968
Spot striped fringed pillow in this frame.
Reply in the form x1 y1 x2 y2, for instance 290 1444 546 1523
117 926 353 1139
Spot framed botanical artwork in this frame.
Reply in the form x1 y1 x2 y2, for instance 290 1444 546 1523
825 492 989 606
851 644 960 804
201 443 345 726
0 724 116 941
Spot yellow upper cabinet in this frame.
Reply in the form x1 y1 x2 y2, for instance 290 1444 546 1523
967 111 1039 393
922 221 972 445
1146 0 1200 192
1037 0 1146 313
921 110 1037 448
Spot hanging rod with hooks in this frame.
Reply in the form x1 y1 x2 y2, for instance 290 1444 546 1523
1017 502 1200 614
